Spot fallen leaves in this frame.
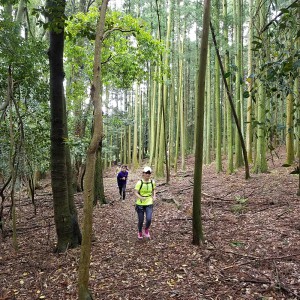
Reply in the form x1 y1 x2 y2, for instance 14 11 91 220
1 152 300 299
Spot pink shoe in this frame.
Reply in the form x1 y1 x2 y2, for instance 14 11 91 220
144 228 151 239
138 232 143 240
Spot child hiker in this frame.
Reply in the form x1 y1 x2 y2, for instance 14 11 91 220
133 166 156 239
117 165 128 200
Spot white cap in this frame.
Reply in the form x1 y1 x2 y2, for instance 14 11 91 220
143 166 152 173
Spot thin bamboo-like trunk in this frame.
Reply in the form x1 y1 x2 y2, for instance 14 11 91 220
179 37 186 171
149 66 157 166
214 0 222 173
132 84 139 169
223 0 233 174
205 45 212 164
139 89 142 163
234 0 243 168
246 0 254 164
285 77 294 164
253 0 268 173
193 0 211 245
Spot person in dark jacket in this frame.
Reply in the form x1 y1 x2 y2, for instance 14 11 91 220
117 165 128 200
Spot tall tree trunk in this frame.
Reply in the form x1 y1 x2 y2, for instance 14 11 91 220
127 101 132 165
296 76 300 196
246 0 254 164
132 84 139 169
179 33 186 171
214 0 222 172
205 44 212 164
94 142 106 205
48 0 81 253
149 66 157 166
193 0 211 245
223 0 233 174
139 89 142 163
9 78 18 250
285 76 294 164
253 0 268 173
78 1 108 299
234 0 243 168
160 0 172 182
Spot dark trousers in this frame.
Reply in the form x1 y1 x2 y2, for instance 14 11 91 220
136 205 153 232
118 185 126 200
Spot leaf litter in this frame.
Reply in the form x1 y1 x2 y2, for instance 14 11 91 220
0 148 299 299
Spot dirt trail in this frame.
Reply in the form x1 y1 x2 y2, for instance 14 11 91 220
1 153 300 299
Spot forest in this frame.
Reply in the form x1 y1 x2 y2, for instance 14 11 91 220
0 0 299 299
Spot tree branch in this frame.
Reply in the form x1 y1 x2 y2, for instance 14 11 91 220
261 0 299 33
210 22 250 179
103 28 136 40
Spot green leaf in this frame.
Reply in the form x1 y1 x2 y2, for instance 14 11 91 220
243 91 250 98
282 164 291 167
230 241 244 247
224 72 231 78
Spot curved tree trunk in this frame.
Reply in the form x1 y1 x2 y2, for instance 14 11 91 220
78 1 109 299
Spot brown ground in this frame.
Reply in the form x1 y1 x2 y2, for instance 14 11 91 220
1 147 300 300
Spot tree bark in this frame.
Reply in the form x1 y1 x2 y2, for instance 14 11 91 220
48 0 81 253
78 1 109 298
193 0 211 245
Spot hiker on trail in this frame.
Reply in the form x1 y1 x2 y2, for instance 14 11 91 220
115 162 122 175
133 166 156 240
117 165 129 200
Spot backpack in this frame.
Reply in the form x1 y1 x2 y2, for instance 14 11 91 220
138 179 153 195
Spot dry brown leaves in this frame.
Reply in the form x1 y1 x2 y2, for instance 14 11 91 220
1 148 299 299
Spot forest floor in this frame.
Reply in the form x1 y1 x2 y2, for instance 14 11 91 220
1 146 300 300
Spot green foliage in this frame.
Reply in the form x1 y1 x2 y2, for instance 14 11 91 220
65 8 163 89
32 0 67 33
247 3 300 149
63 8 164 163
0 15 50 181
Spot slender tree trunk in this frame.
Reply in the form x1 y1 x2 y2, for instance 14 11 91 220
154 71 162 173
205 45 212 164
9 79 18 250
253 0 268 173
139 89 142 163
132 84 139 169
246 0 254 164
149 66 157 166
193 0 211 245
223 0 233 174
127 96 132 165
285 77 294 164
214 0 222 173
179 35 186 171
234 0 243 168
94 142 106 205
78 1 108 298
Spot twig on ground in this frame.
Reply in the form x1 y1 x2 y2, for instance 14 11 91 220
273 260 300 299
222 253 300 271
